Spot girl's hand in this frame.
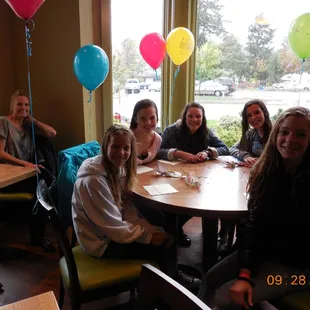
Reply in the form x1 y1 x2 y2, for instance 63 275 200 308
22 162 44 173
151 232 174 248
229 280 253 310
196 151 209 162
176 150 199 163
244 157 257 167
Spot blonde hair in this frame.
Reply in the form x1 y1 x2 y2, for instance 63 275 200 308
101 125 137 206
248 106 310 199
9 90 29 114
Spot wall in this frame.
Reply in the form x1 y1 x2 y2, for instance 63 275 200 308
0 1 14 116
1 0 87 151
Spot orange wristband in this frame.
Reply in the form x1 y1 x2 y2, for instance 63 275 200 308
238 272 250 279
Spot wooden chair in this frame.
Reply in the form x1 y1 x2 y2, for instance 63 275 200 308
36 179 158 310
136 264 211 310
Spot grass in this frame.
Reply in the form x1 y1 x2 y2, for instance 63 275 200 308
207 119 218 129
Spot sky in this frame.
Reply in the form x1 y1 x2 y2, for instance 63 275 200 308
111 0 310 50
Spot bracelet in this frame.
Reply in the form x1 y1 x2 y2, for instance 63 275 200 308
237 276 255 287
238 272 250 279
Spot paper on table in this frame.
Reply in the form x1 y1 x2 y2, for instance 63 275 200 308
137 166 153 174
143 184 178 196
157 159 180 165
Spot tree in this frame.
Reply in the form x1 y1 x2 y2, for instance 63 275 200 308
219 34 249 79
196 42 223 81
197 0 226 48
112 39 147 87
267 51 283 83
245 14 275 80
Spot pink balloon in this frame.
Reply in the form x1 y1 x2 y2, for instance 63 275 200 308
5 0 45 20
139 33 166 69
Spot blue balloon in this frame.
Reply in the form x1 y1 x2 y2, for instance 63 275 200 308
73 45 109 92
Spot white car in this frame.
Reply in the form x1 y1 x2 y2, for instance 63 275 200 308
149 81 161 92
125 79 140 94
195 81 229 96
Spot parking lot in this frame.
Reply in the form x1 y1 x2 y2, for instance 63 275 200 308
113 89 310 123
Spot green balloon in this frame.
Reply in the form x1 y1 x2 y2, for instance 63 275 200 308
288 13 310 59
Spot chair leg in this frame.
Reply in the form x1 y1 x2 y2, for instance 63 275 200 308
58 279 65 309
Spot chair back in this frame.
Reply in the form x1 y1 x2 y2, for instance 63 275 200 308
57 141 100 228
37 179 81 294
136 264 211 310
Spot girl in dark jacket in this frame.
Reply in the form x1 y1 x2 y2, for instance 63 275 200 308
199 106 310 309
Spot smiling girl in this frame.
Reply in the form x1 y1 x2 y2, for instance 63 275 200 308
158 102 229 247
230 99 272 167
72 125 175 276
130 99 161 165
199 106 310 309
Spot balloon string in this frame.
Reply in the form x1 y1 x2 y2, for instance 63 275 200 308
25 20 39 185
87 91 92 103
298 59 305 106
166 66 180 127
154 69 158 81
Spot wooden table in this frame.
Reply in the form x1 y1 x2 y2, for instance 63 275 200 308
0 164 36 189
133 157 249 270
0 291 59 309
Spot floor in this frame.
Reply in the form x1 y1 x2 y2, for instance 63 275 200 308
0 205 204 309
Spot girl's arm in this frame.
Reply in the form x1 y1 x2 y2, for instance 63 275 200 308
208 130 229 157
73 176 153 244
230 139 252 161
0 137 41 168
24 117 56 138
157 125 178 160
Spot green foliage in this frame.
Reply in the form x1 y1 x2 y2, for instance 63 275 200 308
213 115 242 148
271 108 284 122
112 39 147 87
196 42 223 81
197 0 226 48
219 34 249 79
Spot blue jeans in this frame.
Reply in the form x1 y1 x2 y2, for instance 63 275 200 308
198 250 310 309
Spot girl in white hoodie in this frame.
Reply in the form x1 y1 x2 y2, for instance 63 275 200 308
72 125 175 276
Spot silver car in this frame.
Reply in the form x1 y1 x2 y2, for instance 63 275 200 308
195 81 229 96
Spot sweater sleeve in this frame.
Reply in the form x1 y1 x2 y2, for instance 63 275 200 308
229 139 252 161
72 176 153 245
157 124 178 160
208 130 229 157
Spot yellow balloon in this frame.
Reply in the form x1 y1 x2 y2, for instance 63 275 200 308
166 27 195 66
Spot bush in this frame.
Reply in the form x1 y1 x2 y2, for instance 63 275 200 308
271 108 283 122
213 115 242 148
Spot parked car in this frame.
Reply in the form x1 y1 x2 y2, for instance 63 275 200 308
149 81 161 92
140 81 150 90
125 79 140 94
212 77 235 93
195 81 229 96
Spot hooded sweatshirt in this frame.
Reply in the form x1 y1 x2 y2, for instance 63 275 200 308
72 155 160 258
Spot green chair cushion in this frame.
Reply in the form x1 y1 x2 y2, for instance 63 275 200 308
59 246 158 292
272 290 310 310
0 192 34 201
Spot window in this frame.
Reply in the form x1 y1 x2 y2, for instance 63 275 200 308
111 0 164 127
195 0 310 147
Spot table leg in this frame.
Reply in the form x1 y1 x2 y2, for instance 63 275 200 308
202 217 219 271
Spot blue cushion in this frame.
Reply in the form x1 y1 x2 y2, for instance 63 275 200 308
57 141 100 228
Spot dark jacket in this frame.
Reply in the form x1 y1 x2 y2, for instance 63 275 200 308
158 120 229 160
238 162 310 273
230 129 262 161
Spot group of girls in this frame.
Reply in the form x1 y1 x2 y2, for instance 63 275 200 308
3 89 309 307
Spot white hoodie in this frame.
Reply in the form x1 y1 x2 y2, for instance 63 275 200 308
72 155 161 258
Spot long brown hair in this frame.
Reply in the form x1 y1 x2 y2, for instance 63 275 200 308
248 106 310 200
240 99 272 148
101 125 137 206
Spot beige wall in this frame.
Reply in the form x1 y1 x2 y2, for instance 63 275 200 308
0 0 89 151
0 1 14 115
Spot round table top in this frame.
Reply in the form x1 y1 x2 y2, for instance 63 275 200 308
133 158 250 218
